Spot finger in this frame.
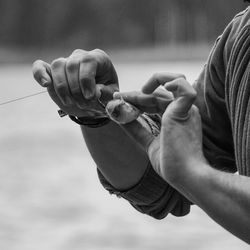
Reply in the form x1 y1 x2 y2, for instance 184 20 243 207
113 91 172 114
32 60 52 87
152 86 173 99
121 118 155 153
164 78 197 119
97 83 119 105
51 58 74 106
68 49 93 107
70 49 87 57
142 72 186 94
71 49 99 101
79 60 97 100
65 57 87 108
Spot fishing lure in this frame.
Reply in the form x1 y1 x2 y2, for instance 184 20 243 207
105 98 140 124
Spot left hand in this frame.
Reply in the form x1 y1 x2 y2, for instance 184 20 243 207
120 74 206 185
32 49 119 118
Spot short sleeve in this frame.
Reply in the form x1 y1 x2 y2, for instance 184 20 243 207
194 8 249 172
225 21 250 176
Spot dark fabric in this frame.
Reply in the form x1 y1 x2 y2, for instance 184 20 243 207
97 113 191 219
195 7 250 175
98 164 190 219
226 26 250 176
97 7 250 219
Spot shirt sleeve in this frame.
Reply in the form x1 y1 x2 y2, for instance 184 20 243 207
97 7 250 219
224 9 250 176
193 7 250 173
97 114 191 219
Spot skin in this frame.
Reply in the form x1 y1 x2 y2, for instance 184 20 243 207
32 49 173 190
33 49 250 244
118 76 250 244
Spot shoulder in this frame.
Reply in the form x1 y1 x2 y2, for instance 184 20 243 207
222 7 250 59
233 6 250 21
202 7 250 83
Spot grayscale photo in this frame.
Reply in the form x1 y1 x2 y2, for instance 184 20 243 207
0 1 250 249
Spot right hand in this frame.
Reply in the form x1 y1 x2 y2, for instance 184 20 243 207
113 72 185 115
32 49 119 118
119 76 199 184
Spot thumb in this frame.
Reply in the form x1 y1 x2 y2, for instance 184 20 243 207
164 78 196 120
32 60 52 87
96 83 119 105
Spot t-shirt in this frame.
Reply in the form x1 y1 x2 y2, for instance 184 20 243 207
98 7 250 219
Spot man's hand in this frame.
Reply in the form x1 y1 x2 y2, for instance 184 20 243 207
119 73 206 185
32 49 119 118
114 72 185 115
159 78 205 184
120 74 250 243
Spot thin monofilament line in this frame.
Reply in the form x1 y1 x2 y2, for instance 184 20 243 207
0 90 47 106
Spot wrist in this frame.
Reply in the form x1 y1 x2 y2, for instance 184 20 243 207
171 158 213 202
69 115 110 128
58 109 110 128
171 157 210 189
186 157 210 180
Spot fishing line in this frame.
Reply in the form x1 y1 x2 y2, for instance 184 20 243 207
0 90 47 106
0 3 128 108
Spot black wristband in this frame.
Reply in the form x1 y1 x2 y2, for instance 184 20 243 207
69 115 110 128
58 109 110 128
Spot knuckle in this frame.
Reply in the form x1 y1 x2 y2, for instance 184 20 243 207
191 90 197 99
80 54 94 63
73 49 85 55
51 58 66 69
188 88 197 100
66 59 79 73
176 77 186 84
92 48 107 57
32 59 42 68
178 73 186 79
92 48 104 54
152 72 160 80
91 49 111 66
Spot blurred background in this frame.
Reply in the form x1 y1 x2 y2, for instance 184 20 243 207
0 1 250 250
0 0 249 62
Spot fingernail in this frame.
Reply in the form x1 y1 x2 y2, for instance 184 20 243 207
41 78 50 87
84 89 94 100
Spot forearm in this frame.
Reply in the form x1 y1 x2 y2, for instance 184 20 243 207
174 162 250 244
81 119 149 190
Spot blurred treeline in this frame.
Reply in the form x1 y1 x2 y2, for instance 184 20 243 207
0 0 248 49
